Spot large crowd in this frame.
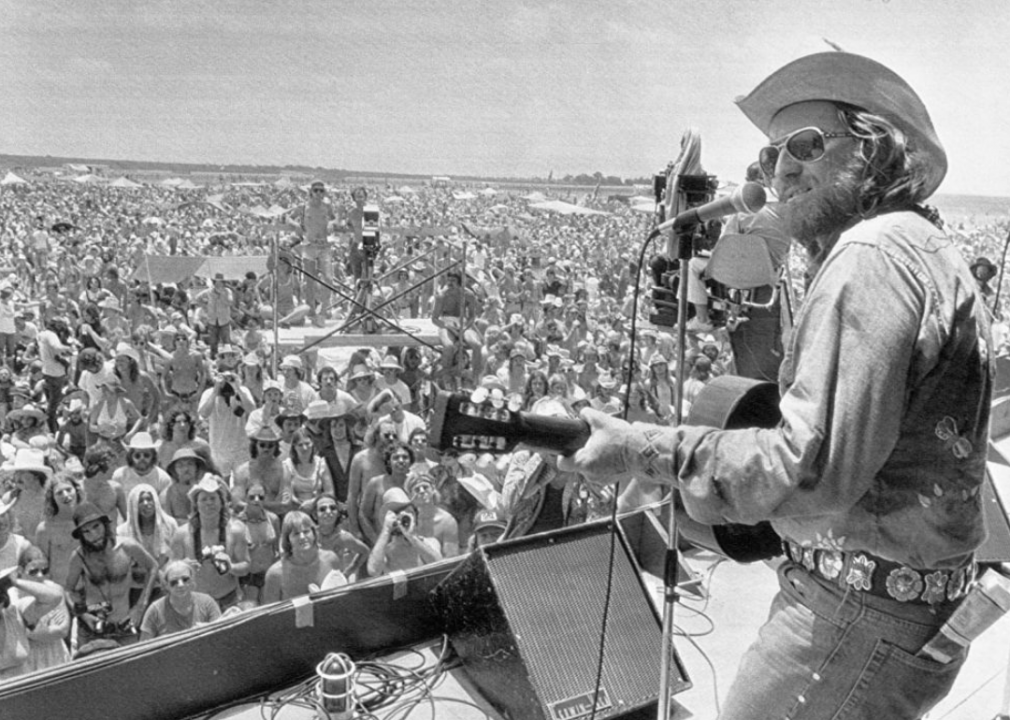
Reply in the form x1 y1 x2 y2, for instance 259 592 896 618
0 170 1005 679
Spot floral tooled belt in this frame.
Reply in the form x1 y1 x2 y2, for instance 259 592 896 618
784 540 975 606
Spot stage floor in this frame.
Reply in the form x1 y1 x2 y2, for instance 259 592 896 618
202 545 1010 720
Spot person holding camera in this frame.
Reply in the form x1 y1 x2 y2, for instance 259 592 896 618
0 550 67 680
365 490 442 577
198 345 255 479
64 502 158 656
169 476 250 611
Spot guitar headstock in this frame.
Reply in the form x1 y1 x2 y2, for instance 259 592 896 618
430 389 525 455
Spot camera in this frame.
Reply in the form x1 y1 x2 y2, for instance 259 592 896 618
397 512 413 532
361 204 381 261
202 546 231 575
87 601 113 634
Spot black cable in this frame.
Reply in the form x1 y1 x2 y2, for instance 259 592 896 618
589 218 663 720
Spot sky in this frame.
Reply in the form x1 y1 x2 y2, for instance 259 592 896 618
2 0 1008 196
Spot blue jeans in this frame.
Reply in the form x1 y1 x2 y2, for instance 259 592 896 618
719 561 967 720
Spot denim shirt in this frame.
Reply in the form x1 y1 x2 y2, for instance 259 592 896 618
670 211 993 569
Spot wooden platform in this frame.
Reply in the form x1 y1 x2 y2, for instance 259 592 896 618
272 317 440 351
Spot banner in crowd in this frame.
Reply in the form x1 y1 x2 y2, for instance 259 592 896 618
131 254 270 283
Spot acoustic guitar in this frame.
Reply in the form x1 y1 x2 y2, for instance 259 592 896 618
429 376 784 563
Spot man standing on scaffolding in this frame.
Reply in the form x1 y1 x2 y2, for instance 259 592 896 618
431 271 482 385
288 180 338 328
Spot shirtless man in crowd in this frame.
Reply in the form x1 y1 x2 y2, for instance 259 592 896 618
65 502 158 654
162 330 208 416
262 510 346 603
231 426 288 515
288 180 338 327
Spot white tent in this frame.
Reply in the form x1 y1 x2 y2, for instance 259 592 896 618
110 176 143 189
0 172 27 186
523 191 547 202
479 188 497 197
452 191 477 201
160 178 183 187
528 200 609 217
72 173 103 184
175 179 200 190
397 185 417 195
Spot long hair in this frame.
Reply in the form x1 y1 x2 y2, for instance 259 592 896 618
162 408 198 441
838 104 938 220
189 485 229 551
42 472 82 519
289 428 316 464
119 482 178 559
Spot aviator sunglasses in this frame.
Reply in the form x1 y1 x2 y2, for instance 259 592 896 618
758 126 855 177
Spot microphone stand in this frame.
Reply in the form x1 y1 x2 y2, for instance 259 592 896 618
656 222 693 720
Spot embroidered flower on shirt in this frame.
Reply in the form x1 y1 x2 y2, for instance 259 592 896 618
935 416 973 460
921 571 949 605
811 529 846 552
886 567 924 602
846 555 875 592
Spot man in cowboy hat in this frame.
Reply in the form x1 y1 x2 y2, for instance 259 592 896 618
970 256 998 300
375 355 411 406
562 52 993 719
113 432 172 497
64 502 158 654
232 426 288 515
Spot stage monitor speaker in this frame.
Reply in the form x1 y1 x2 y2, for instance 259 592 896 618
432 521 690 720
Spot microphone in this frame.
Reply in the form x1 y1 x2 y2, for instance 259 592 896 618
653 182 767 234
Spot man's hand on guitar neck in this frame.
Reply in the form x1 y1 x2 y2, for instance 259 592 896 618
557 408 676 488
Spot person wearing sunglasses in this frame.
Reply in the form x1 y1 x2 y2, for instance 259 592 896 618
114 432 172 499
561 52 991 720
1 547 67 679
139 559 221 641
303 494 368 581
231 426 288 515
15 547 71 674
236 482 280 606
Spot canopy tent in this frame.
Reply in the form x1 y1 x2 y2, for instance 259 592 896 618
175 179 201 190
110 177 143 189
528 200 609 217
66 163 90 173
452 191 477 201
1 172 27 186
160 178 184 187
71 174 104 185
131 255 270 284
522 191 547 202
479 188 497 197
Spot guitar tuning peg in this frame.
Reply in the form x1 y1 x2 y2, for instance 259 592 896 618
507 396 523 413
488 389 505 408
470 387 489 405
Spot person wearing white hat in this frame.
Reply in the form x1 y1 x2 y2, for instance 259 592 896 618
112 432 172 498
169 475 249 611
278 354 318 413
374 355 411 407
561 52 990 719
